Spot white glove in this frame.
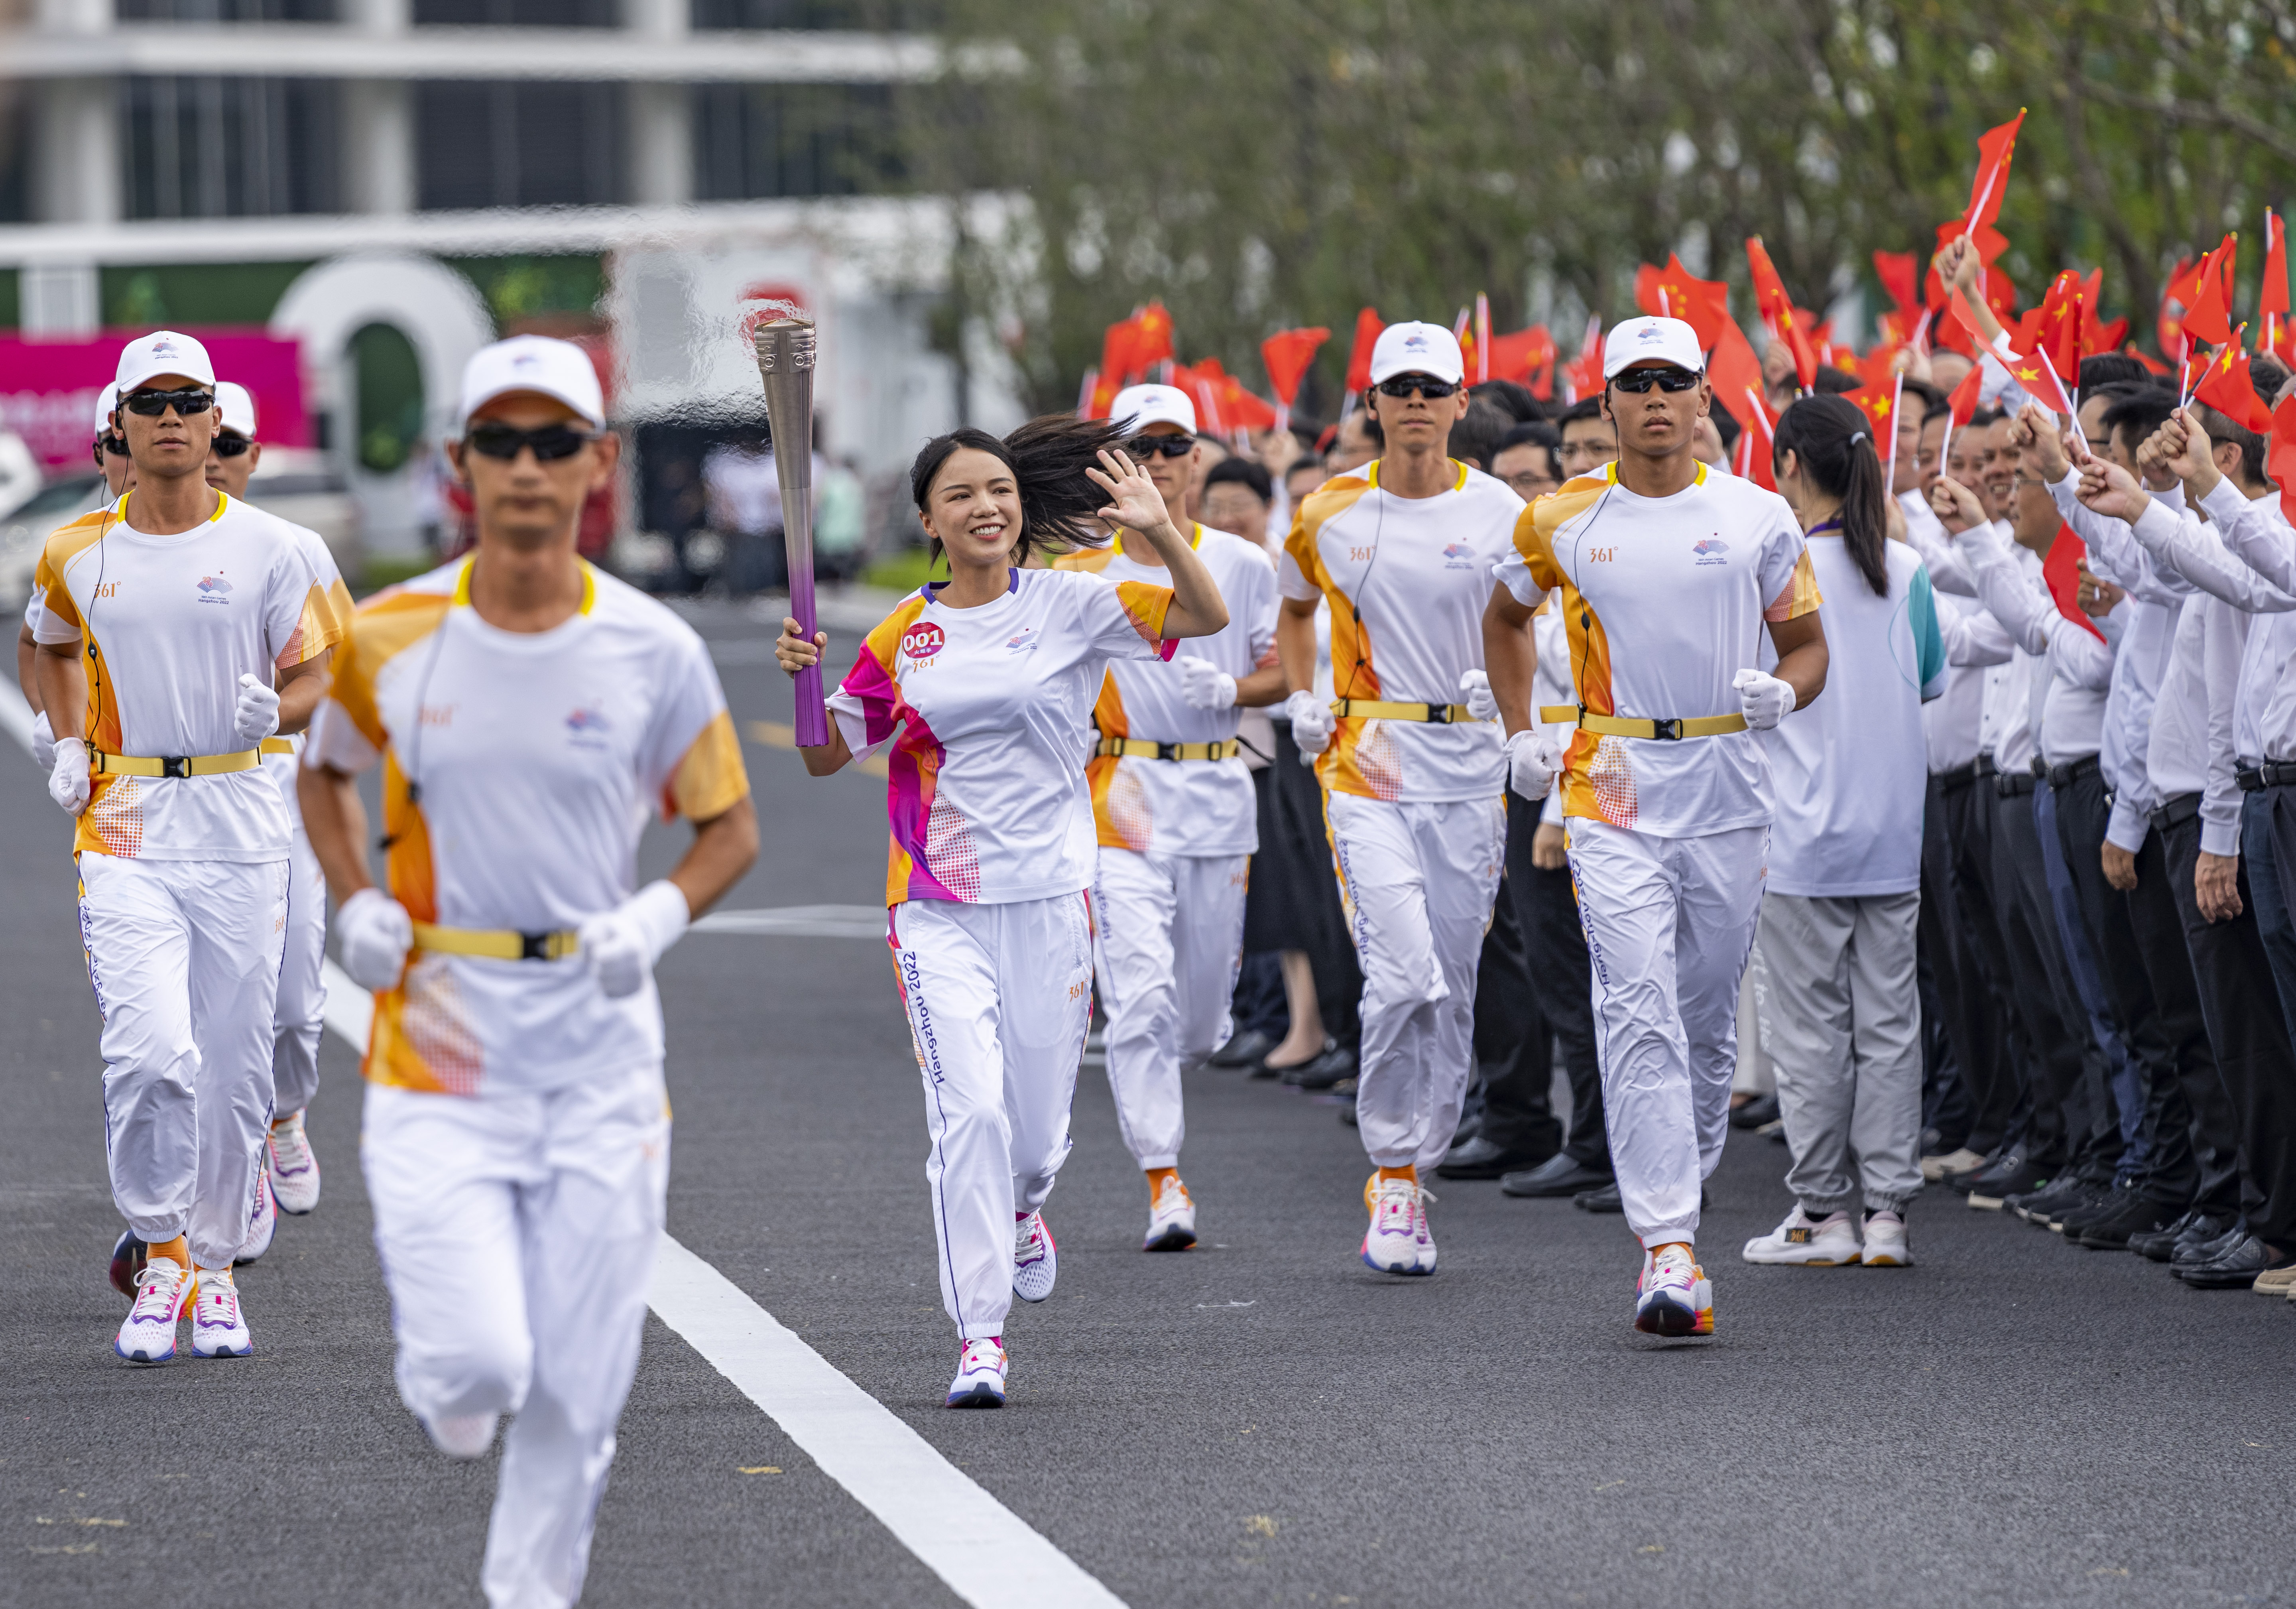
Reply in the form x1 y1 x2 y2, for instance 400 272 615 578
1284 689 1334 759
578 879 691 1000
1178 655 1238 711
47 735 89 815
1504 727 1564 800
1460 669 1498 723
337 888 414 991
235 672 281 745
1733 668 1797 731
31 709 55 773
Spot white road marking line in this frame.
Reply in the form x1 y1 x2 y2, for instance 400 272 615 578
314 963 1126 1609
691 904 885 939
0 683 1123 1607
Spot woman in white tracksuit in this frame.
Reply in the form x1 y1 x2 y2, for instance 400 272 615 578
776 416 1228 1409
1739 394 1947 1272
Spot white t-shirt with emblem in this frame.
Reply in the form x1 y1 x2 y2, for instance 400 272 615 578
303 557 750 1095
1278 459 1519 802
1495 460 1819 839
35 492 342 862
828 565 1178 904
1054 524 1279 858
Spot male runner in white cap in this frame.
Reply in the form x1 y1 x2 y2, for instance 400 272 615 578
1055 382 1284 1250
1278 320 1522 1276
35 330 342 1363
300 334 755 1609
205 380 352 1218
20 386 130 776
1484 315 1828 1337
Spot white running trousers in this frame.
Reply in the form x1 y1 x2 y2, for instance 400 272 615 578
1326 792 1507 1172
1566 819 1768 1248
363 1062 669 1609
891 893 1092 1341
1092 847 1248 1170
79 851 287 1269
272 823 327 1117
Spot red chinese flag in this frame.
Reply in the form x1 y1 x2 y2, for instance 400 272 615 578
1847 384 1895 433
2184 236 2236 350
1946 358 1985 428
2194 330 2275 433
2159 257 2204 359
2007 346 2075 416
1633 256 1730 351
1100 316 1143 389
1707 319 1766 436
2043 525 2105 642
1343 307 1383 395
2261 209 2291 364
1133 301 1175 370
1733 384 1780 491
1217 374 1277 433
1874 250 1921 325
2077 267 2108 358
1485 325 1557 385
1260 327 1329 408
2270 392 2296 528
1746 236 1817 390
1962 109 2027 241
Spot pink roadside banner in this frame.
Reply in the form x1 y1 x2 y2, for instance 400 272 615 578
0 328 309 475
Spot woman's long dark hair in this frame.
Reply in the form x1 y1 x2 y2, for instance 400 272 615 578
1773 392 1889 596
909 415 1131 567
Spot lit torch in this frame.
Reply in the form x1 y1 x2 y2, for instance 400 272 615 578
753 311 828 746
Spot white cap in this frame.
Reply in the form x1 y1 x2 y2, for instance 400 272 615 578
1368 321 1466 386
1602 316 1706 379
1110 382 1196 436
214 381 258 439
91 384 118 443
115 329 216 395
457 334 606 433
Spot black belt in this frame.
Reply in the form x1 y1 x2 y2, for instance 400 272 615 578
2046 755 2100 790
2029 755 2048 779
1975 754 2000 778
1935 756 1989 795
2150 792 2203 831
2237 760 2296 792
1995 772 2037 798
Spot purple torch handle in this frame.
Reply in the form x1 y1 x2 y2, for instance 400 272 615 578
754 313 829 747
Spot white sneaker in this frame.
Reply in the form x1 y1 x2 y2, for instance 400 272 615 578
423 1412 501 1459
1635 1244 1714 1337
945 1337 1007 1408
1012 1211 1057 1302
1919 1146 1984 1183
1361 1174 1433 1275
234 1170 277 1265
1143 1175 1197 1251
1862 1210 1913 1267
190 1265 252 1358
1742 1205 1864 1266
115 1257 193 1364
267 1109 321 1215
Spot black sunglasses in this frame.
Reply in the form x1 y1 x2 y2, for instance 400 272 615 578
464 421 601 462
1125 434 1196 459
1609 366 1702 394
1373 374 1460 400
212 433 254 459
121 386 216 417
97 433 128 457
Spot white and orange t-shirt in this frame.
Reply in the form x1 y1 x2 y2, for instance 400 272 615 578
264 524 357 832
827 565 1177 904
1054 524 1279 858
35 492 342 862
1494 460 1819 838
303 557 749 1095
1278 458 1520 802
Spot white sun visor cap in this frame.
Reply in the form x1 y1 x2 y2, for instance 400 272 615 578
91 385 118 442
115 329 217 395
457 335 607 433
214 381 258 439
1368 321 1466 387
1110 383 1197 437
1603 316 1706 379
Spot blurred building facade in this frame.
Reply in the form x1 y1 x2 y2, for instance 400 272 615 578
0 0 1013 568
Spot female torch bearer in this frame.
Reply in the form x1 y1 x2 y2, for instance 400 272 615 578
755 313 828 745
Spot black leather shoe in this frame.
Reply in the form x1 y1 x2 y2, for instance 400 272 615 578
1501 1154 1613 1197
2174 1233 2285 1288
2173 1219 2251 1271
1293 1043 1357 1091
2129 1208 2205 1262
1729 1093 1780 1130
2006 1178 2087 1225
1272 1038 1336 1083
2160 1211 2238 1263
1572 1181 1623 1213
1436 1136 1553 1180
2044 1181 2119 1233
1210 1029 1274 1069
1967 1155 2052 1209
2074 1191 2185 1250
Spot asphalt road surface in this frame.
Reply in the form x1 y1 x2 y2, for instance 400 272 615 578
5 596 2293 1609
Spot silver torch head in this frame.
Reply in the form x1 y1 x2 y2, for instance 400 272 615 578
752 312 817 595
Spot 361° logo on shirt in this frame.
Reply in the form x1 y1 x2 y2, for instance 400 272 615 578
901 622 946 662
